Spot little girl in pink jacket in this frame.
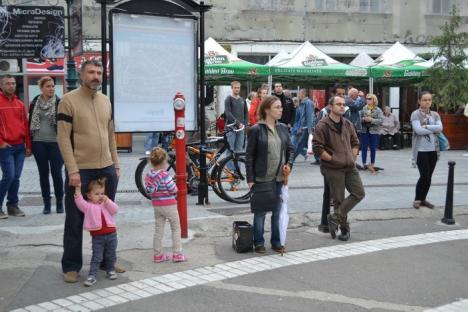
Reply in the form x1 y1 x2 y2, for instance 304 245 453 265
75 178 118 287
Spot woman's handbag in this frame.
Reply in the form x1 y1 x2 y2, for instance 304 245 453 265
250 152 283 213
437 132 450 151
250 180 279 212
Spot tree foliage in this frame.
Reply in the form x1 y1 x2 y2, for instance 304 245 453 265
425 6 468 113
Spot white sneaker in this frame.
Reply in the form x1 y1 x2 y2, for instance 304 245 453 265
83 276 97 287
107 271 117 280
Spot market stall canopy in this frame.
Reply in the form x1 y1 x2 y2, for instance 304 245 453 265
269 41 368 83
204 37 270 83
370 42 432 83
349 52 374 67
266 50 289 66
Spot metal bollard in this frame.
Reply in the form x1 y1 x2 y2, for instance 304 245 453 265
441 161 456 225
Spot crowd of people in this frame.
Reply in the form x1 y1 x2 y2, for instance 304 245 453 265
0 67 446 286
227 80 443 249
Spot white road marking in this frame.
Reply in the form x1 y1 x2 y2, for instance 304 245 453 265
10 229 468 312
424 299 468 312
209 281 427 312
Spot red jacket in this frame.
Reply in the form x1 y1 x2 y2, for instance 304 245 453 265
0 91 31 149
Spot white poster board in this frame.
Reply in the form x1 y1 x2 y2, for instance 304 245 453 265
111 13 197 132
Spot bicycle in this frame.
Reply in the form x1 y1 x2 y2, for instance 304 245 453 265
135 125 251 204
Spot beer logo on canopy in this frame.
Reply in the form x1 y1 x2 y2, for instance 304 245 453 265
302 54 327 67
205 50 229 65
383 70 392 78
248 68 257 76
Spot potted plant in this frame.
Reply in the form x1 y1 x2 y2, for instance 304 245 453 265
424 6 468 149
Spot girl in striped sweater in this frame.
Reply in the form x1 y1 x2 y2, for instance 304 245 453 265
144 147 186 263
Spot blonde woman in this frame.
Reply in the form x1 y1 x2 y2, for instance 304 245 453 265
359 93 383 173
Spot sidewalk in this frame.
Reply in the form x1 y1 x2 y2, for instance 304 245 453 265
2 137 468 311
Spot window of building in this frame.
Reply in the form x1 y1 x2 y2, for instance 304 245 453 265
314 0 338 11
359 0 382 13
432 0 455 15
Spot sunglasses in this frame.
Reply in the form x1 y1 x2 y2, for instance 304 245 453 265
366 98 373 100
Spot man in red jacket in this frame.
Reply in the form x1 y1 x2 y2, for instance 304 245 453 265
0 75 31 219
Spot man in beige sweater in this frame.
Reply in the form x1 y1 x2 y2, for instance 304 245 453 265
57 60 121 283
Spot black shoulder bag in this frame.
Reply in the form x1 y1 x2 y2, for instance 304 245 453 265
250 145 283 213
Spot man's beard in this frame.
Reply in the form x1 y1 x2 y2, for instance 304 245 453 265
84 80 102 91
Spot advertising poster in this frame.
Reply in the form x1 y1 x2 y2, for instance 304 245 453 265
0 6 65 58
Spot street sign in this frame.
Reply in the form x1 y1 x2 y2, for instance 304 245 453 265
0 6 65 58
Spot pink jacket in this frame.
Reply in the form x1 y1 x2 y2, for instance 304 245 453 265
75 194 118 231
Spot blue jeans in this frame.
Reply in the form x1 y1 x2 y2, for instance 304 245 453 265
32 141 64 201
293 129 309 161
62 165 119 273
226 129 245 154
361 133 379 165
144 132 161 152
253 181 282 248
0 144 26 208
89 232 118 277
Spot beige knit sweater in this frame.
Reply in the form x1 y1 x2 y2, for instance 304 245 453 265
57 87 119 175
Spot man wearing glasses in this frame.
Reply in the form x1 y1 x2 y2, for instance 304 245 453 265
313 96 365 241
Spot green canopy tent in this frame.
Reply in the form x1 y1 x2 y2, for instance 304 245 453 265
204 37 270 84
369 42 432 89
268 41 368 84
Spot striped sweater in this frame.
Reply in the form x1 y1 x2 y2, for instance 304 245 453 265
144 169 178 206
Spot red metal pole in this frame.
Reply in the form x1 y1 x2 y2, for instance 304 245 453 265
173 92 188 238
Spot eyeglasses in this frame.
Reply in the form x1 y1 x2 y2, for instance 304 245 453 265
366 98 373 100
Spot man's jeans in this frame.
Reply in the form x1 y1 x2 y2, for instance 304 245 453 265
61 165 118 274
293 129 309 161
253 182 282 248
0 144 26 208
225 129 245 170
144 132 161 152
226 129 245 154
89 232 118 278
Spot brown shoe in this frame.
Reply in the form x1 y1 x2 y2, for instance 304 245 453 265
7 205 25 217
64 271 79 283
367 164 376 174
413 200 421 209
115 264 126 273
272 246 285 254
421 200 434 209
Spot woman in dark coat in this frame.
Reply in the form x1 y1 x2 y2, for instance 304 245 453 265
29 76 64 214
246 96 294 253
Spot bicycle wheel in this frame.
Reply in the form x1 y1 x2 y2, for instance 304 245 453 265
216 155 251 204
135 158 151 199
135 156 176 200
209 164 230 202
